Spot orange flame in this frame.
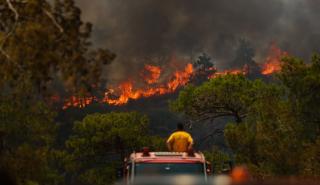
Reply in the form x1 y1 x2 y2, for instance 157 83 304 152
62 96 98 110
61 44 288 109
209 64 249 79
261 44 288 75
103 63 193 105
143 65 162 84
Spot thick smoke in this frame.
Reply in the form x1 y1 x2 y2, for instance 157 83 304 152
74 0 320 82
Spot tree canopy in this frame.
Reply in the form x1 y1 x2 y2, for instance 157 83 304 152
171 74 279 123
63 112 165 185
0 0 115 98
172 54 320 178
0 99 60 185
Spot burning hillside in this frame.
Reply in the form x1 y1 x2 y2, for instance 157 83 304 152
62 56 194 109
61 44 288 109
102 63 193 105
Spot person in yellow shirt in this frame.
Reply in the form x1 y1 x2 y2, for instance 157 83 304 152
166 123 194 152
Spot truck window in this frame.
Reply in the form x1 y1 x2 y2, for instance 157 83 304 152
135 163 204 176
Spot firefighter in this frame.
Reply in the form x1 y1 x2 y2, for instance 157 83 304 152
166 123 194 152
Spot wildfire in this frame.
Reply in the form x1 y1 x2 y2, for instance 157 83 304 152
62 96 98 110
209 65 249 79
261 44 288 75
102 63 193 105
61 44 288 109
143 65 162 84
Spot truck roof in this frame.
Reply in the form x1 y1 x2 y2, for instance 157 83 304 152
130 152 206 163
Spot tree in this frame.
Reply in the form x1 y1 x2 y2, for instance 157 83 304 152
225 98 303 177
231 39 261 77
204 147 232 174
278 54 320 140
301 137 320 177
224 54 320 178
192 53 216 85
193 53 214 71
171 74 276 124
231 39 255 69
0 99 61 185
0 1 116 184
0 0 115 98
64 112 165 185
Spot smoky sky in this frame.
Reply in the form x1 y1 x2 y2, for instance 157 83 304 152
74 0 320 82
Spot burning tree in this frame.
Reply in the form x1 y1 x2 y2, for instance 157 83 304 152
192 53 216 84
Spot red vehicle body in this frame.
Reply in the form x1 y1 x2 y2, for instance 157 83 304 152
123 150 211 184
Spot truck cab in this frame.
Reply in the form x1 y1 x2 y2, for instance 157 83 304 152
123 148 211 184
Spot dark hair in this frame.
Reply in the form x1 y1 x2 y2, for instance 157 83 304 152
177 123 184 131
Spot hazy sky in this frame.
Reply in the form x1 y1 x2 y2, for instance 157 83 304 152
74 0 320 81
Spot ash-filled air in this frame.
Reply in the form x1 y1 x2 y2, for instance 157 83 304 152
74 0 320 83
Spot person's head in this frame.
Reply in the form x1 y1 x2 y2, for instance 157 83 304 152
177 123 184 131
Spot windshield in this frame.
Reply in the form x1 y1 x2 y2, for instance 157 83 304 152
135 163 204 176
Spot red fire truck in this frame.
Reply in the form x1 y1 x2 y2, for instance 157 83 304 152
122 148 212 184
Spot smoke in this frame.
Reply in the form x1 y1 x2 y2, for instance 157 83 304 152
74 0 320 82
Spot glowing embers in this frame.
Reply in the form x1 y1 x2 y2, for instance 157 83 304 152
209 65 249 79
63 96 98 110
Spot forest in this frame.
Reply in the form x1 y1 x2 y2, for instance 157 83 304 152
0 0 320 185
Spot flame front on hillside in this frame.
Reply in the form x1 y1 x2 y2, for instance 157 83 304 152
103 63 193 105
61 44 288 109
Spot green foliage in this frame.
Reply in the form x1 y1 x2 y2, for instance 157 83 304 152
301 137 320 177
174 54 320 178
204 148 232 174
223 54 320 178
278 54 320 139
0 99 60 185
0 0 115 97
171 74 276 123
0 1 117 184
225 101 303 177
64 112 165 185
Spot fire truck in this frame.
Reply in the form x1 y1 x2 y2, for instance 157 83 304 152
122 148 212 184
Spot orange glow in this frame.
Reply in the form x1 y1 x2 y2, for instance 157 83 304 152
61 44 288 109
261 44 288 75
231 166 250 183
103 63 193 105
143 64 162 84
62 96 98 110
209 64 249 79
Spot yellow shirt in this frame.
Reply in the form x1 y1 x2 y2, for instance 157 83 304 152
166 131 193 152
